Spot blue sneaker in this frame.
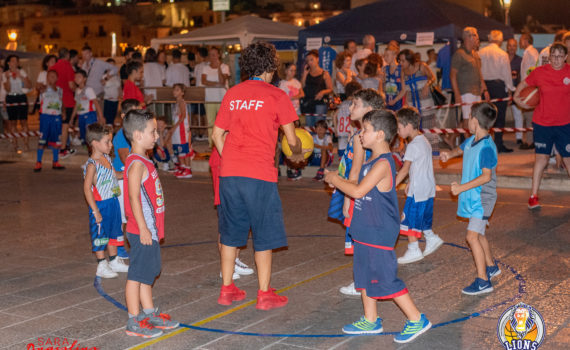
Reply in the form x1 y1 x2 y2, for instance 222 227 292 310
486 264 501 280
462 278 493 295
394 314 431 343
117 245 129 259
342 316 383 334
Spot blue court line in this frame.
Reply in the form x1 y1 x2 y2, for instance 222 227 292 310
93 241 526 338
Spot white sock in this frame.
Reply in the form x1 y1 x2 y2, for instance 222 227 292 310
423 230 436 239
408 241 420 250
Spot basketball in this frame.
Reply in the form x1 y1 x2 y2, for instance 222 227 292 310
518 86 540 108
282 128 314 159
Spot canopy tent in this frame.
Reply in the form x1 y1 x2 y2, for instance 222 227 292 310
298 0 514 53
151 15 301 49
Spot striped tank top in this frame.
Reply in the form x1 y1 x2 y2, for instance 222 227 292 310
84 154 121 201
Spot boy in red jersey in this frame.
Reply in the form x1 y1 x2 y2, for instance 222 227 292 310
122 110 179 338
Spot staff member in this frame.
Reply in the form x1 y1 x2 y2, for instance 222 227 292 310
212 42 304 311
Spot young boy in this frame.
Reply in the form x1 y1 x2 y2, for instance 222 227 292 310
311 120 333 181
83 124 129 278
336 88 384 296
440 102 501 295
153 116 175 172
34 70 66 172
333 81 362 158
71 69 103 144
324 109 431 343
395 107 444 264
123 61 153 108
123 110 179 338
112 99 142 260
170 83 195 179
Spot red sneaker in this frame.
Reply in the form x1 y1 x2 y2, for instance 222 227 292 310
52 161 66 170
218 283 246 305
528 195 540 210
175 167 192 179
344 242 354 256
33 162 42 172
256 288 288 310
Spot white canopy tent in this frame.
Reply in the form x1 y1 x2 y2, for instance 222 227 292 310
150 15 300 49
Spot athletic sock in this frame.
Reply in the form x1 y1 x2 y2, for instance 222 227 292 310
109 255 117 262
409 241 420 250
97 258 105 263
37 148 44 162
51 147 59 162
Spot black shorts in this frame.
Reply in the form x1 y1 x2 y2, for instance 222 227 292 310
6 94 28 121
126 232 162 285
62 107 73 124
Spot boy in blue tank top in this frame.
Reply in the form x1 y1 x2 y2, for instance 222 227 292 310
440 102 501 296
325 110 431 344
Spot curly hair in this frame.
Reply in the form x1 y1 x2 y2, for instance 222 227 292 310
239 42 279 78
335 51 352 69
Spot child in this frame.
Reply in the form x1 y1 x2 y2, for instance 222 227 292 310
381 45 406 112
102 58 121 129
324 110 431 343
153 116 175 172
278 63 304 118
336 89 384 296
83 124 129 279
170 83 195 179
71 69 103 144
34 70 65 172
112 99 143 259
310 119 333 181
123 61 152 108
440 102 501 295
395 107 444 264
122 110 179 338
333 81 361 158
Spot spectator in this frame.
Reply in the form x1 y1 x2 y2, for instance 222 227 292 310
426 48 439 80
519 33 539 149
538 30 567 66
123 61 151 108
143 48 165 88
102 58 121 128
201 47 230 146
507 38 523 145
194 47 209 87
354 58 368 85
69 49 80 72
279 62 304 116
119 47 135 81
301 49 333 127
165 49 190 87
3 54 31 153
437 42 452 91
479 30 514 153
381 45 406 111
361 53 383 91
81 45 118 99
563 32 570 64
187 52 197 86
344 40 357 55
51 48 77 157
334 51 356 100
351 34 376 73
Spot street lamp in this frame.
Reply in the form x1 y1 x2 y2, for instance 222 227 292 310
6 29 18 51
501 0 512 26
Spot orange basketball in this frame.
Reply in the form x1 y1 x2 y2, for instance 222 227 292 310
518 86 540 108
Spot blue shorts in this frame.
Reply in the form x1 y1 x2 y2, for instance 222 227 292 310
126 232 162 285
353 241 408 299
219 176 287 251
533 123 570 157
154 146 171 163
400 197 434 238
308 151 333 167
89 197 122 252
172 143 191 158
38 113 62 148
78 111 97 142
103 100 118 126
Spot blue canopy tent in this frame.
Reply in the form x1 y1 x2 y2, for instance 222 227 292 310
298 0 514 61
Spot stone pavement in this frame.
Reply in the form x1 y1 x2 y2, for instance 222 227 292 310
0 160 568 350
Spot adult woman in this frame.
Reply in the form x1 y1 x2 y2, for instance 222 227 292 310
399 49 438 152
157 50 168 71
361 54 383 91
143 48 165 88
334 51 356 100
202 47 230 147
301 50 333 126
514 42 570 209
3 54 31 152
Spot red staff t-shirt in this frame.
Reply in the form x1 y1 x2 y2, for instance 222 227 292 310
51 59 76 109
123 80 145 107
525 64 570 126
215 80 298 183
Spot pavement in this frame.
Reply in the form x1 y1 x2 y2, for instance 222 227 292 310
0 157 569 350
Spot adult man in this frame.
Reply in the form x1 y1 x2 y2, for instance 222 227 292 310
119 47 135 81
519 33 539 149
350 34 375 73
344 40 357 55
81 45 118 99
451 27 489 129
507 38 523 144
165 49 190 87
479 30 514 152
51 48 76 158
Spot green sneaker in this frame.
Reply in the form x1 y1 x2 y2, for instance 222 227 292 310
394 314 431 343
125 313 163 338
342 316 383 334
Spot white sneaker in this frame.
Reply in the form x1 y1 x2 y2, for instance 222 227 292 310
72 136 82 146
234 258 254 275
160 163 169 171
108 258 129 273
219 271 240 280
339 282 361 296
423 235 444 257
398 248 424 264
96 260 118 278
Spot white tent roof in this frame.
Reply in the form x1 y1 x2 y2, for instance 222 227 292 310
151 15 300 49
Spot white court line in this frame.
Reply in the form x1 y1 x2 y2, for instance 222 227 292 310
194 315 274 349
259 325 315 350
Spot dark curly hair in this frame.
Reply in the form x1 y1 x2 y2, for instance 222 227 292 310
239 42 279 78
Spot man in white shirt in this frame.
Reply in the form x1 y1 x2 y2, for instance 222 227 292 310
202 47 230 147
519 33 539 149
350 34 375 73
479 30 514 153
165 49 190 87
81 45 118 98
193 47 209 87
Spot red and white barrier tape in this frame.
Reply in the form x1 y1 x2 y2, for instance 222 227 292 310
422 127 532 135
416 97 513 112
0 127 79 140
4 102 29 107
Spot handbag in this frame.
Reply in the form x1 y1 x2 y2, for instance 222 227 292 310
430 85 447 106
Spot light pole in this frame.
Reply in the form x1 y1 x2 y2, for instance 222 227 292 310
501 0 512 26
